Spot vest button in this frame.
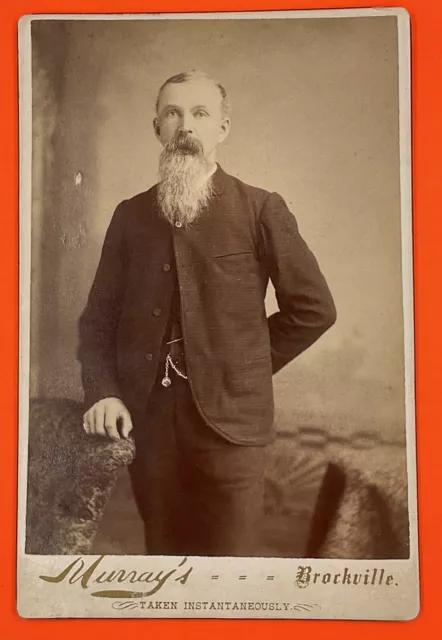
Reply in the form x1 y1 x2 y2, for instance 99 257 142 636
162 263 171 272
145 353 153 361
175 221 182 228
153 308 162 317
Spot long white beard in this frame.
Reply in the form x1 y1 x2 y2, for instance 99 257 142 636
157 134 214 227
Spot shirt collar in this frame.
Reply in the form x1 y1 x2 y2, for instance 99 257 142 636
205 162 218 181
210 163 226 196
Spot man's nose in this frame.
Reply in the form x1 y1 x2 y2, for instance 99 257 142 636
180 112 194 134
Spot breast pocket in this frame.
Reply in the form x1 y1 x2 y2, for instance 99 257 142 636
212 251 257 278
209 251 266 328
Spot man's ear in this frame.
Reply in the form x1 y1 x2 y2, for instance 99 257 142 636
219 117 231 143
153 117 162 141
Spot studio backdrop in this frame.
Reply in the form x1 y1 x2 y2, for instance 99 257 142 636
30 16 405 446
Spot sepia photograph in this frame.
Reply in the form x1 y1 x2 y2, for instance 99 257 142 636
18 8 418 620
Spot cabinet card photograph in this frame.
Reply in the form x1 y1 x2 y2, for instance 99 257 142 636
17 7 418 620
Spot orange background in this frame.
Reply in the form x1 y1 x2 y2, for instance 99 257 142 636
1 0 439 637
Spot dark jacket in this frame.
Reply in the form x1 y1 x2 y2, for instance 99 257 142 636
78 165 336 445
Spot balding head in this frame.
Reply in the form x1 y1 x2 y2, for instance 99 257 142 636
155 70 231 118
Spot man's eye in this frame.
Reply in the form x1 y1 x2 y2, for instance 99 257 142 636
195 110 208 118
166 109 178 117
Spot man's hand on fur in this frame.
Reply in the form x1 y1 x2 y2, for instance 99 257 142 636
82 397 133 441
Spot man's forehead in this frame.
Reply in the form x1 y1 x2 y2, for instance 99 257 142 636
158 79 223 111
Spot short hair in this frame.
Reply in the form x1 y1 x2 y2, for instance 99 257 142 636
155 70 231 117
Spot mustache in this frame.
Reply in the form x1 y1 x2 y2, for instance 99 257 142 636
165 131 203 156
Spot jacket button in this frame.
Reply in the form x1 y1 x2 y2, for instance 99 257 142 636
145 353 153 361
153 308 162 317
162 263 171 272
175 221 182 228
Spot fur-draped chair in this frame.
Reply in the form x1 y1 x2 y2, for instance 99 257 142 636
25 398 136 554
25 398 410 558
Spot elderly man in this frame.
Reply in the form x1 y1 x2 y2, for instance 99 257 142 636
78 70 336 557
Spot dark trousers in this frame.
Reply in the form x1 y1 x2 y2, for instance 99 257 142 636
128 374 267 557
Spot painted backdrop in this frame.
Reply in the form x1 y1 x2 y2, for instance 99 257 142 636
30 16 405 443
